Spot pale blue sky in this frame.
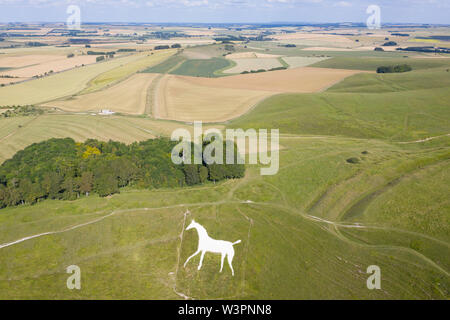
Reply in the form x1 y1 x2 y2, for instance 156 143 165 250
0 0 449 24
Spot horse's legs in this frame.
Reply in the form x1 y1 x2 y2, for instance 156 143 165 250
198 251 206 270
220 253 225 273
227 251 235 276
184 249 200 268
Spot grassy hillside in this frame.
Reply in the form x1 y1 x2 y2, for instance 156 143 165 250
311 57 450 71
353 159 450 241
0 135 448 299
328 67 450 93
229 87 449 141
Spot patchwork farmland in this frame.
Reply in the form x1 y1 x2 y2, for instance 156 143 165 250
0 20 449 302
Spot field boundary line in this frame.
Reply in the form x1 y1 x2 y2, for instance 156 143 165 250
147 58 187 118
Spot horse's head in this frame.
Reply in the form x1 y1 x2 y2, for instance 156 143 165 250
186 219 197 231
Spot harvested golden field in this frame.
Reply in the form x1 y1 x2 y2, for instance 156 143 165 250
0 52 147 106
122 117 225 137
0 54 60 68
154 74 272 122
184 67 363 93
154 67 363 122
301 47 355 52
43 73 158 115
0 55 98 78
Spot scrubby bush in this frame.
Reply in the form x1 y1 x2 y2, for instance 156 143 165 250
382 41 397 46
377 64 412 73
346 157 360 164
154 45 170 50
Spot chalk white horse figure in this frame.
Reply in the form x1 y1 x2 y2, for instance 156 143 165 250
183 220 241 276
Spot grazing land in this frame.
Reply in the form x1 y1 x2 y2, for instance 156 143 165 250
0 135 448 299
311 57 450 71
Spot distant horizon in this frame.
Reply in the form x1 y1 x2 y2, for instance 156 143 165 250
1 21 449 27
1 0 449 25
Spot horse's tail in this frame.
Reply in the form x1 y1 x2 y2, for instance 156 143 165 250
232 240 242 246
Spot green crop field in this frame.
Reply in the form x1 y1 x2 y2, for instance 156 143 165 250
142 55 186 74
170 57 233 77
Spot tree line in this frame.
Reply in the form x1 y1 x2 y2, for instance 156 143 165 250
0 138 245 209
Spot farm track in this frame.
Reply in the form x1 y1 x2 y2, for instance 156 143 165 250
146 59 186 117
145 74 164 116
